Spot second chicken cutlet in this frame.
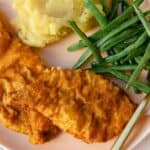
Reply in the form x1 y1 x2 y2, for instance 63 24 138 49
0 12 136 144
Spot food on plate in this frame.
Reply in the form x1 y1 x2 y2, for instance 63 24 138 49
68 0 150 148
0 12 136 144
13 0 111 47
34 69 136 143
0 105 59 144
0 14 60 144
68 0 150 94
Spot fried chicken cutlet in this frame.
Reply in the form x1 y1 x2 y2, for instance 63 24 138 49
0 104 59 144
0 11 136 144
0 12 59 144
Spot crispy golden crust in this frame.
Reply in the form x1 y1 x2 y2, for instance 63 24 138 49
1 39 136 143
0 12 135 144
0 105 59 144
0 14 59 144
34 69 136 143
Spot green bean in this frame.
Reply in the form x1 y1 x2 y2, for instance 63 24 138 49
96 11 150 48
99 0 110 15
122 44 146 62
92 0 144 40
72 10 150 68
134 56 143 64
84 0 108 27
133 4 150 37
72 31 146 69
113 35 139 54
113 44 129 53
110 71 150 93
68 0 144 51
69 21 102 64
105 32 148 62
123 35 139 44
72 27 147 70
127 42 150 88
92 64 150 70
92 62 150 71
148 64 150 70
109 0 120 20
72 48 92 69
92 67 150 93
100 26 143 51
108 50 116 56
121 0 129 12
91 63 137 71
113 37 138 52
68 40 86 52
109 0 124 20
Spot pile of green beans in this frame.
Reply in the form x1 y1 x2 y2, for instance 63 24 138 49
68 0 150 93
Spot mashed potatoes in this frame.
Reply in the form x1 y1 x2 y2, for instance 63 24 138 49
13 0 106 47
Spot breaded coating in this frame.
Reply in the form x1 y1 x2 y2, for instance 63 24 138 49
31 69 136 143
0 12 135 144
1 40 136 143
0 105 59 144
0 14 59 144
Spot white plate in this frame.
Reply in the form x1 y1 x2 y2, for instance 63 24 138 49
0 0 150 150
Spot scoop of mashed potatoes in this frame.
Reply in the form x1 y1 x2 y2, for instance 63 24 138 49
13 0 110 47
